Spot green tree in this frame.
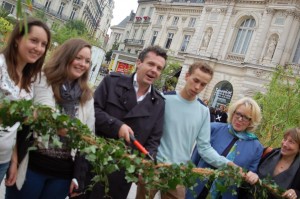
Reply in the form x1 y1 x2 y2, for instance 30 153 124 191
154 60 182 91
65 20 86 35
0 17 13 47
0 7 16 24
52 20 98 46
254 66 300 147
105 42 119 63
32 9 47 22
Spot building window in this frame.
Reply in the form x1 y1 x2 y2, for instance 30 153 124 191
165 33 174 49
172 16 179 26
180 35 191 52
140 8 145 16
132 29 138 39
2 2 15 14
57 2 65 16
232 18 256 55
151 31 158 46
115 33 120 42
44 0 52 11
188 18 196 27
140 29 146 40
70 8 77 20
292 38 300 63
125 31 130 39
156 15 163 25
148 7 154 17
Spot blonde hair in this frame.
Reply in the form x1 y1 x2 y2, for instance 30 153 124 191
227 97 262 132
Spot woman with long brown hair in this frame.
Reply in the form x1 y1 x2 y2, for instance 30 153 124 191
0 18 50 185
6 38 94 199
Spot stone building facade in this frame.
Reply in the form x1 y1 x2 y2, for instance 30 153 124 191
107 0 300 106
0 0 114 47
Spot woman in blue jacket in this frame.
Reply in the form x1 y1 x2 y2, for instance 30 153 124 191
186 97 264 199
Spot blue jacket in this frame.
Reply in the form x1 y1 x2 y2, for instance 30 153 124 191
186 122 263 199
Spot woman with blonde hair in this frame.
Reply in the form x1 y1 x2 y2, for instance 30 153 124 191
187 97 264 199
6 38 94 199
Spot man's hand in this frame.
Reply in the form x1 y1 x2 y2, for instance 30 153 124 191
69 179 81 198
118 124 134 143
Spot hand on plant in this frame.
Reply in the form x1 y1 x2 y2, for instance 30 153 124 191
282 189 297 199
244 171 259 185
118 124 134 143
57 128 68 136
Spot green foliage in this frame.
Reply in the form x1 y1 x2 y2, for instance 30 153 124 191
51 20 99 46
154 60 182 91
0 99 285 198
32 9 47 22
0 7 16 24
254 66 300 147
65 20 86 35
0 17 13 47
105 50 113 62
105 42 119 62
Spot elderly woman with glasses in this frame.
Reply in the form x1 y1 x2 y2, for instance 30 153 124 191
186 97 264 199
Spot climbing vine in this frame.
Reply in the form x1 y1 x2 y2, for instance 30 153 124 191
0 99 285 198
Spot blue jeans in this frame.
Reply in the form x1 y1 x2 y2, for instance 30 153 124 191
0 162 9 184
6 168 71 199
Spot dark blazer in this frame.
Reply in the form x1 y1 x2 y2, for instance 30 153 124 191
94 72 165 155
87 72 165 199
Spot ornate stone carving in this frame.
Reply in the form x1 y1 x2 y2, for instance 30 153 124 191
266 8 275 15
232 9 238 15
253 69 266 78
220 8 228 14
201 28 213 49
205 7 212 12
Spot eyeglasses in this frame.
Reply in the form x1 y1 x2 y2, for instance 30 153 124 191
234 111 251 122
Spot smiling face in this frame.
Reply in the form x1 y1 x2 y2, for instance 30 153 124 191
136 51 166 89
16 26 48 66
281 134 299 158
68 47 91 81
231 105 252 132
181 68 212 101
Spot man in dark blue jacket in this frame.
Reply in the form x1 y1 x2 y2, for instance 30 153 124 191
90 46 167 199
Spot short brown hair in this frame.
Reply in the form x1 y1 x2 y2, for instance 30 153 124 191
138 45 168 63
188 62 214 77
284 127 300 147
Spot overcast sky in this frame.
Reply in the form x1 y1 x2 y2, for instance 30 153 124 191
111 0 138 26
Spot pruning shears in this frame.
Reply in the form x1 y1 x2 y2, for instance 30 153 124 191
129 134 155 161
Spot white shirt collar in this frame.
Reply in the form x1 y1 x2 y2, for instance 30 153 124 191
133 73 151 102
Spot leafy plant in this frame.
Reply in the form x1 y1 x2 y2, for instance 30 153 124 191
0 99 285 198
154 60 182 91
254 66 300 147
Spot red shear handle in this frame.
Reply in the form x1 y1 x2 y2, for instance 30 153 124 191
132 140 148 155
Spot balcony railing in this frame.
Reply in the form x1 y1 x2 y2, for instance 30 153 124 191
124 39 145 46
226 54 245 63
